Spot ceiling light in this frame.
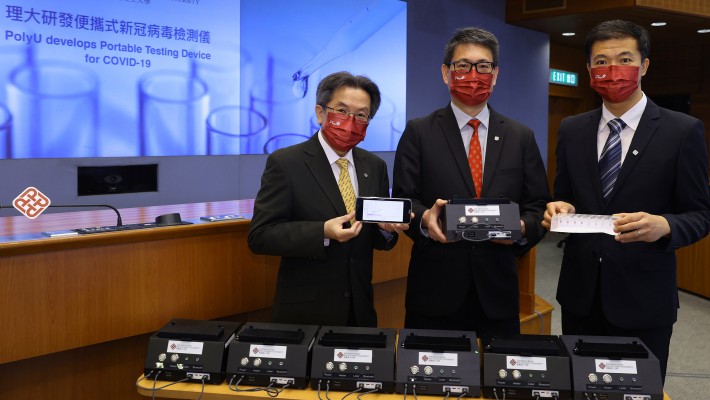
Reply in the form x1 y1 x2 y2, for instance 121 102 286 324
698 29 710 34
562 32 575 37
651 22 666 27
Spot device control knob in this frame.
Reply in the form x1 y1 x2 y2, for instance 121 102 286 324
512 370 521 379
410 365 420 375
240 357 249 366
170 354 179 362
588 373 598 383
603 374 612 384
253 358 262 367
326 362 334 371
158 353 167 362
424 366 433 376
498 369 507 379
339 362 347 372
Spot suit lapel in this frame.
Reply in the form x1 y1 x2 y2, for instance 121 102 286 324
437 106 476 197
303 135 347 216
609 100 661 204
481 108 505 196
353 148 374 196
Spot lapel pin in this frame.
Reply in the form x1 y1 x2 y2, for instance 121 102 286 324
363 173 368 178
632 150 639 156
494 136 499 141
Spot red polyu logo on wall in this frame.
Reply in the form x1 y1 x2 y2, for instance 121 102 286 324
13 187 51 219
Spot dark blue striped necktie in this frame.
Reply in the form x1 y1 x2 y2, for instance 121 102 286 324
599 118 627 201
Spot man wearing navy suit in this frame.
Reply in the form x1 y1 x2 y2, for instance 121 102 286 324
393 27 550 335
542 20 710 381
249 72 408 327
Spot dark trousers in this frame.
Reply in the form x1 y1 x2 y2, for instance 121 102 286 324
561 274 673 383
404 279 520 336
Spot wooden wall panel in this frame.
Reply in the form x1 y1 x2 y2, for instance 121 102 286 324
636 0 710 16
677 236 710 298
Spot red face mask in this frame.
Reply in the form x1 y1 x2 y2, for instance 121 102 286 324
321 112 368 153
589 65 640 103
448 69 494 106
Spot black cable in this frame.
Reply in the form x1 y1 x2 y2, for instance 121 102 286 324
135 370 154 385
227 375 263 393
196 376 206 400
263 380 279 397
341 386 362 400
443 388 451 400
412 384 419 400
318 380 326 400
356 386 380 400
152 371 159 400
456 389 468 399
535 311 545 334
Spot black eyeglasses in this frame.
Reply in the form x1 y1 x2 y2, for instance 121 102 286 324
448 60 496 74
322 106 371 123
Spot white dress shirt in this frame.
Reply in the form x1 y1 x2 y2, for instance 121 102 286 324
597 92 647 164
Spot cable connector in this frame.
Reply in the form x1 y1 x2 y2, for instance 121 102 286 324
356 381 382 390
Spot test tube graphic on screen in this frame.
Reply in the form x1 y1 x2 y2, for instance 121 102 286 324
248 55 311 153
139 67 209 156
291 0 405 98
7 59 99 158
0 103 11 158
0 43 30 158
206 105 267 155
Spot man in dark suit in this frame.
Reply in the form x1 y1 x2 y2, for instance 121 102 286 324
248 72 408 327
542 20 710 381
392 27 550 335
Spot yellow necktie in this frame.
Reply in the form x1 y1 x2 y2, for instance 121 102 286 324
336 158 356 215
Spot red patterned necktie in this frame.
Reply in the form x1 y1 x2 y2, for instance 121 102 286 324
467 119 483 198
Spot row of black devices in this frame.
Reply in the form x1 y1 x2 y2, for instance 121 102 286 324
144 319 663 400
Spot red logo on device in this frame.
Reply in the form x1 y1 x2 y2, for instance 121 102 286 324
13 187 51 219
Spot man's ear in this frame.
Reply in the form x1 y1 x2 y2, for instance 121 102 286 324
641 58 650 77
315 104 324 125
441 64 450 86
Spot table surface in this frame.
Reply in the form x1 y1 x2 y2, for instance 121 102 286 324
0 199 255 243
135 376 671 400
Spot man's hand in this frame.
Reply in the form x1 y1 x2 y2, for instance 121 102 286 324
422 199 448 242
542 201 576 230
613 212 671 243
324 212 362 243
377 212 414 234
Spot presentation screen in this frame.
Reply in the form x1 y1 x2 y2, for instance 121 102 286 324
0 0 406 158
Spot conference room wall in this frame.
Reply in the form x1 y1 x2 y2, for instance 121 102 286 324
0 0 549 212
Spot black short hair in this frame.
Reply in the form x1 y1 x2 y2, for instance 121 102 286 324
585 20 650 63
315 71 381 118
443 27 499 66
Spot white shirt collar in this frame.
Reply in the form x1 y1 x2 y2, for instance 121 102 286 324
600 92 647 131
451 101 490 130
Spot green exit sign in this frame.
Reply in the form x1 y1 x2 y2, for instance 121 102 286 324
550 69 578 86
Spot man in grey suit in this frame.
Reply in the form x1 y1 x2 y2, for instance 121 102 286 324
543 20 710 381
393 27 550 335
249 71 408 327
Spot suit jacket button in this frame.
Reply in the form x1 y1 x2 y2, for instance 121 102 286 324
343 291 351 298
350 257 357 264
